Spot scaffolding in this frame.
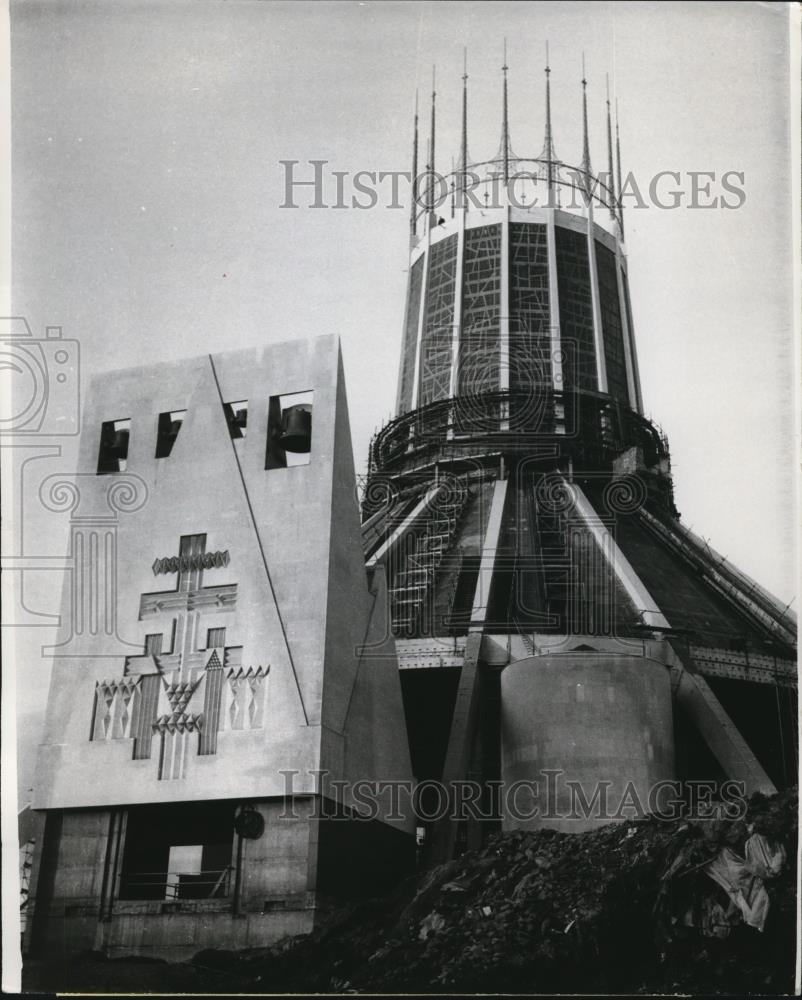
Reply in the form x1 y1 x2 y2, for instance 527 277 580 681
390 478 471 635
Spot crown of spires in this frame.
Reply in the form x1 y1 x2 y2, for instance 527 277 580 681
406 45 630 236
412 45 609 190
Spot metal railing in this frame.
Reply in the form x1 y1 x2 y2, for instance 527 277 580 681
120 866 232 901
368 388 669 479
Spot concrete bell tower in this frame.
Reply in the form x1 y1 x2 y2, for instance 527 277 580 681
27 335 415 960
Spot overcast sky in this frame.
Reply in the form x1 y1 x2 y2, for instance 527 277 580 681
8 0 797 798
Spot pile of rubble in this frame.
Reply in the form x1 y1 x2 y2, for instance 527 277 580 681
221 787 797 994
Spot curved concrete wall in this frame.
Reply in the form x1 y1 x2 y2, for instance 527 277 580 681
500 652 675 832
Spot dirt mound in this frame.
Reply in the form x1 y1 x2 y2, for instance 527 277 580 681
228 787 798 994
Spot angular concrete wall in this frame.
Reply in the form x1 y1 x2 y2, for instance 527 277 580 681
34 335 413 814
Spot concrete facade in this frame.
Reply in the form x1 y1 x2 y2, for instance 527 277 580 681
28 796 413 962
27 334 415 959
500 646 675 833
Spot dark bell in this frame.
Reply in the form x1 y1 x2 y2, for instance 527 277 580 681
279 403 312 453
112 429 130 456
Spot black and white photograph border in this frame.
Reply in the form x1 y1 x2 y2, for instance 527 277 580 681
1 1 800 995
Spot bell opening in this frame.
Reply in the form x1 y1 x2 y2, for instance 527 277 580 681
266 390 313 469
155 409 186 459
97 417 131 474
223 400 248 440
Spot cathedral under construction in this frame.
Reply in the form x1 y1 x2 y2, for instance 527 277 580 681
24 48 797 961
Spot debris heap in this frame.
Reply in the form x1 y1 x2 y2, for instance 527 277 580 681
218 787 799 994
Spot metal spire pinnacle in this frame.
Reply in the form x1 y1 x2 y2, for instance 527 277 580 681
541 40 557 205
606 75 615 221
502 39 510 183
580 53 593 190
429 66 437 226
409 90 419 238
459 48 469 207
615 98 625 237
493 39 518 174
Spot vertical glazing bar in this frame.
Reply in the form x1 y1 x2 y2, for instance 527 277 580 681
585 205 608 393
395 257 425 415
546 210 563 398
410 232 430 411
448 210 466 400
499 204 510 430
619 262 644 414
614 243 640 413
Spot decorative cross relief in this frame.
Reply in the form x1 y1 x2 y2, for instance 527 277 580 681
91 678 140 741
90 533 269 780
225 667 268 731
